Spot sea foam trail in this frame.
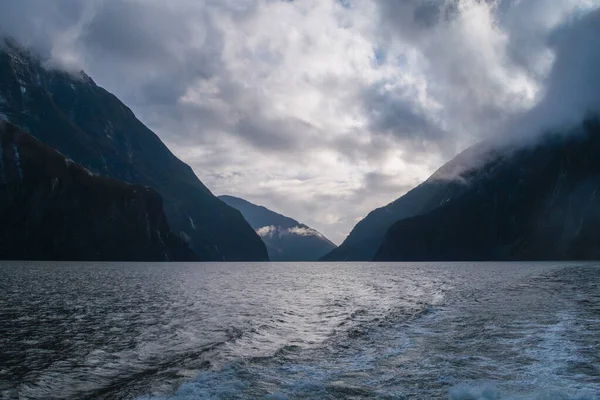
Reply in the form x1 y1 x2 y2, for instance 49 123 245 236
139 379 597 400
448 384 596 400
136 265 600 400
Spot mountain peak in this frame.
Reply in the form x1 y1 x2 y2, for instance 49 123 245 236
219 195 336 261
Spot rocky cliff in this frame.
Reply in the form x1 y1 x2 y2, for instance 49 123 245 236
0 121 197 261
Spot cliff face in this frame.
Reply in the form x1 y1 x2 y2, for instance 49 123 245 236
219 195 336 261
0 41 268 261
0 122 197 261
375 119 600 261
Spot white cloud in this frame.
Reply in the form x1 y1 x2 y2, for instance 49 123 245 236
256 225 277 238
287 226 323 238
256 224 324 240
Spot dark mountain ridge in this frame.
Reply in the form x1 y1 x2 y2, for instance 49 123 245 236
219 195 336 261
375 118 600 261
320 144 497 261
0 40 268 261
0 121 196 261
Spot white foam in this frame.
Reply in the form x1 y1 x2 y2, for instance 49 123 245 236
138 367 248 400
448 383 596 400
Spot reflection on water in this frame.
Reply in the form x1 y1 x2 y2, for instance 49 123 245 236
0 262 599 399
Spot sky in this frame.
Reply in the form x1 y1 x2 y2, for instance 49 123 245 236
1 0 599 244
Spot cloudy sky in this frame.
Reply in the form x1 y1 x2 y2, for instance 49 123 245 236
2 0 599 244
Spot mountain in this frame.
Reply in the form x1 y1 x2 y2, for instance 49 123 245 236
0 40 268 261
319 145 497 261
0 121 197 261
375 119 600 261
219 195 336 261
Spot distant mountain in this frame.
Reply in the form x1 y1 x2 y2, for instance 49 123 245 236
319 145 496 261
219 195 336 261
0 121 196 261
0 40 268 261
375 119 600 261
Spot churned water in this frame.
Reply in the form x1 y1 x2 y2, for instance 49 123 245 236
0 262 599 399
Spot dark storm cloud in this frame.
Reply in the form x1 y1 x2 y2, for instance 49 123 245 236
82 1 183 61
361 82 448 147
83 2 230 108
531 9 600 128
496 7 600 146
0 0 85 55
376 0 600 139
374 0 451 41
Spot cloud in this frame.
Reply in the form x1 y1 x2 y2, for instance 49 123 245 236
256 225 325 239
256 225 277 238
286 226 324 238
504 7 600 142
0 0 599 244
375 0 541 143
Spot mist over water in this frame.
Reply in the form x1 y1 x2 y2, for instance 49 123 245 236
1 262 599 399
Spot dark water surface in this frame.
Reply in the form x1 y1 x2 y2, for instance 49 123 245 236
0 262 599 399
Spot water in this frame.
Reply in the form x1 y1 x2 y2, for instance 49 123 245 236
0 262 599 399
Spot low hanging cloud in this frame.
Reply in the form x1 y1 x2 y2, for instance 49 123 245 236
256 225 324 239
256 225 277 238
0 0 599 244
287 226 325 238
502 6 600 144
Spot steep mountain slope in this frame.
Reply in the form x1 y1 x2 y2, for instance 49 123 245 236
320 144 498 261
0 121 197 261
219 195 336 261
375 119 600 261
0 40 268 261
